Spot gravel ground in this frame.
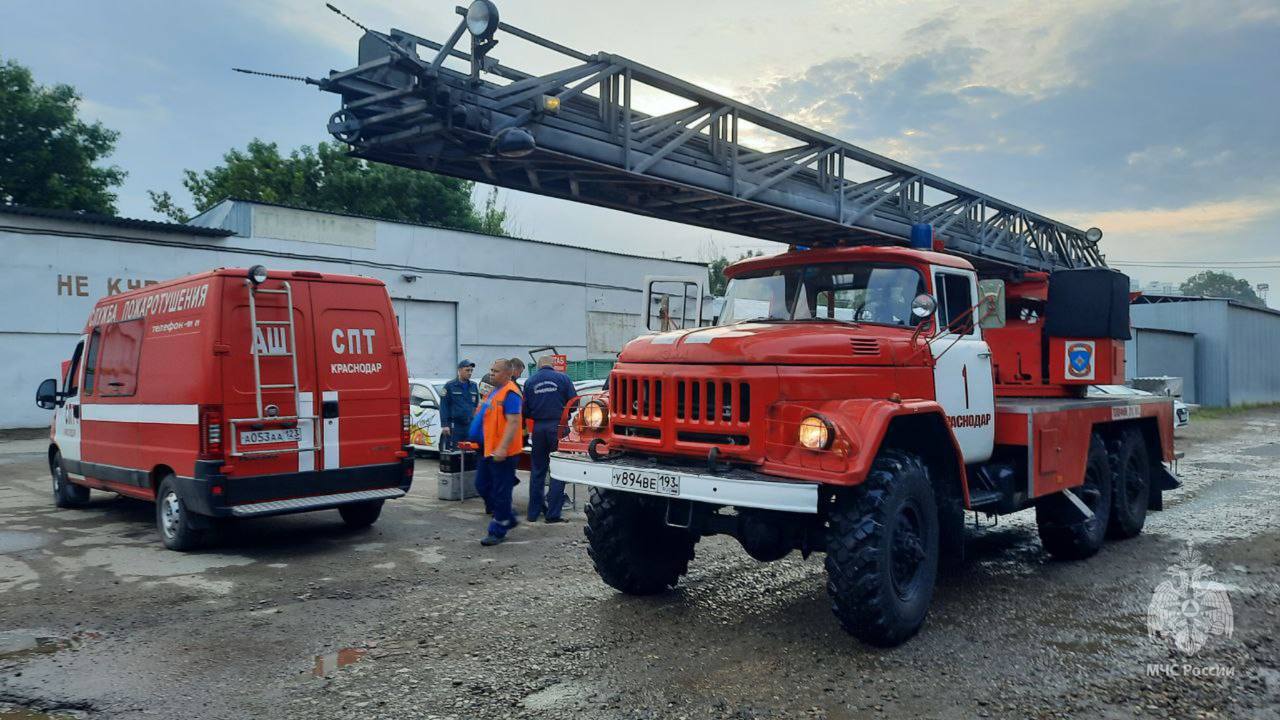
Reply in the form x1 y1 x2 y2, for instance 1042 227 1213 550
1 410 1278 719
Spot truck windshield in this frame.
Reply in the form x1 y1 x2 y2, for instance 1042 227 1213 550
719 263 925 327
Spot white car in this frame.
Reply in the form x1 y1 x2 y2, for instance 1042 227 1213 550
1088 384 1190 428
408 377 450 454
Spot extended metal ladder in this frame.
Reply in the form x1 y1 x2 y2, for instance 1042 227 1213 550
229 279 321 458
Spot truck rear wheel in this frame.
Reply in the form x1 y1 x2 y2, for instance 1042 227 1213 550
1037 434 1112 560
157 475 206 551
584 489 698 595
51 450 89 509
338 500 384 528
1106 428 1150 540
825 449 939 647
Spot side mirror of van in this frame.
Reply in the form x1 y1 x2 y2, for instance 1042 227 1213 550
36 378 60 410
977 279 1007 330
420 400 438 411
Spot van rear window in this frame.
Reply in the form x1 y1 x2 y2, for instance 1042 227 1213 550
97 319 145 397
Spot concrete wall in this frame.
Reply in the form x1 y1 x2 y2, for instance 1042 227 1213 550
0 202 706 428
1128 328 1198 403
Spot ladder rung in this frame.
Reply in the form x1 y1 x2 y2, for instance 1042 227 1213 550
256 320 292 326
254 288 289 295
256 352 294 358
260 383 296 389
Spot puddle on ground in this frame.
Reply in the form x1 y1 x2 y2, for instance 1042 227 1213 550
313 647 366 677
1241 443 1280 458
1193 461 1254 472
0 532 48 554
0 708 83 720
0 631 99 662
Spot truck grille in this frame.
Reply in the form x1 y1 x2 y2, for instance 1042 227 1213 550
610 372 753 447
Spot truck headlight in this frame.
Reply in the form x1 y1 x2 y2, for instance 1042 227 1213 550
581 400 608 430
798 415 833 450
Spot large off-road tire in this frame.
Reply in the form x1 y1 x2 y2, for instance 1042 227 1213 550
825 449 939 647
1037 434 1112 560
1106 428 1150 540
51 449 89 509
156 475 206 552
584 489 698 595
339 500 384 529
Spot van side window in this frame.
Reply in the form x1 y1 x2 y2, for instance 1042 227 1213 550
98 319 145 397
64 341 84 398
83 329 103 396
936 273 975 335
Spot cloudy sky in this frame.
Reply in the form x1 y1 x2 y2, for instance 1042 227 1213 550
4 1 1279 303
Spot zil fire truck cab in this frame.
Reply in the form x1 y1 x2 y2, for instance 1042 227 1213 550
35 266 414 550
552 241 1177 646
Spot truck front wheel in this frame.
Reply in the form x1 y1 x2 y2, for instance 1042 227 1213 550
51 450 89 509
584 489 698 595
825 449 939 647
1037 434 1112 560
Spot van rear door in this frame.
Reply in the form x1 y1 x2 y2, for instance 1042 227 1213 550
222 277 320 476
310 281 404 469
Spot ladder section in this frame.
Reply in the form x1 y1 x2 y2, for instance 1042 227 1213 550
312 4 1105 273
229 279 320 458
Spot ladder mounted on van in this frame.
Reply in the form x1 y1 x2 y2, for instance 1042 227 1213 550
228 278 321 459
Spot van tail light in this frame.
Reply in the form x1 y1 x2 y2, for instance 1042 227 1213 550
200 405 224 460
402 413 411 446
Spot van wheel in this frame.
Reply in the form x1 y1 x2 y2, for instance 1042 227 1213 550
1106 428 1150 540
1037 434 1112 560
339 500 384 528
157 476 205 551
824 449 939 647
51 450 90 509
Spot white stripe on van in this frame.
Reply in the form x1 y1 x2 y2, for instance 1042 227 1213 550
80 404 199 425
298 392 316 473
322 390 340 470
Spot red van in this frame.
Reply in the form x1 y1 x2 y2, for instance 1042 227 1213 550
35 266 414 550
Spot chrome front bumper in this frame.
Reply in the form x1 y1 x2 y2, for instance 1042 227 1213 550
549 453 819 514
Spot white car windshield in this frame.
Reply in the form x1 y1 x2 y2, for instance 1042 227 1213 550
719 263 925 327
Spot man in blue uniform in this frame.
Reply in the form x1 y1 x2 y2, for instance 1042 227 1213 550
439 360 479 450
524 356 578 522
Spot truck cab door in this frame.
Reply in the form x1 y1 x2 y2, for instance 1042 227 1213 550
642 276 707 332
53 338 87 469
929 268 995 464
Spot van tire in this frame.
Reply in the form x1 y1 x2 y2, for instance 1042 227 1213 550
339 500 384 528
1037 434 1112 560
51 450 89 509
157 476 205 551
1106 428 1150 540
825 449 939 647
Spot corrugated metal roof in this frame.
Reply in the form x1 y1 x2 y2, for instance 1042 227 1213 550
0 204 234 238
1135 292 1280 318
193 197 708 268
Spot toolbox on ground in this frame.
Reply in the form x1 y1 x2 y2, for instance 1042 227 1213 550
438 449 479 501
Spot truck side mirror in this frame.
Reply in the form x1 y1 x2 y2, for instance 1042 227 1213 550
977 279 1007 330
36 378 59 409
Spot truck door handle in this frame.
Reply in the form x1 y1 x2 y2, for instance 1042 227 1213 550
976 352 992 359
72 405 80 419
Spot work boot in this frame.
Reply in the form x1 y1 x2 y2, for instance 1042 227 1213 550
480 534 505 547
544 517 567 524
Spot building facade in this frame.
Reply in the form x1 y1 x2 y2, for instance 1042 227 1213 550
0 201 706 428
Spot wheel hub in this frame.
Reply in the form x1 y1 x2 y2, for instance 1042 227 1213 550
890 504 926 599
161 492 181 538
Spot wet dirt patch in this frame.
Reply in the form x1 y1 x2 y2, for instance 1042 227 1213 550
0 705 84 720
1194 461 1256 472
0 631 99 662
1241 443 1280 458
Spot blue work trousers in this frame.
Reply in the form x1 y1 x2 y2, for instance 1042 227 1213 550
475 455 518 538
528 423 566 521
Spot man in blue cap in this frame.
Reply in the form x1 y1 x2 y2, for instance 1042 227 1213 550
439 359 479 450
524 356 578 522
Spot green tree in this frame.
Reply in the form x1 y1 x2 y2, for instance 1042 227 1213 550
708 250 764 295
1179 270 1264 306
150 139 506 234
0 59 125 214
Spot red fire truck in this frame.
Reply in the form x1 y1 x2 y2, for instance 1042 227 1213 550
302 1 1179 645
35 266 414 550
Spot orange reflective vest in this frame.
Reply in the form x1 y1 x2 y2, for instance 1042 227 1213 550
482 381 524 458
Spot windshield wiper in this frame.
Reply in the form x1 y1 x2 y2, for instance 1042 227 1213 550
791 317 861 327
